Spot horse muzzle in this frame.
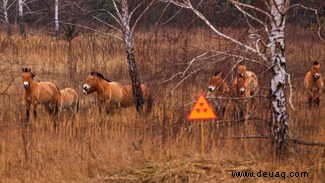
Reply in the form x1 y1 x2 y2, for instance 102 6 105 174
83 84 89 95
314 74 320 79
208 86 215 92
239 88 245 94
23 82 29 88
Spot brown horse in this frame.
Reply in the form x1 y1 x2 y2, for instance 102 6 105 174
304 61 323 108
207 71 230 120
21 68 61 120
232 64 258 120
82 72 152 114
60 88 79 113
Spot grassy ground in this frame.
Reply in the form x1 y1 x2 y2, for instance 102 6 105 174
0 26 324 182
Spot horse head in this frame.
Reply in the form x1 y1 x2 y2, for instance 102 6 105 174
235 77 246 96
83 72 111 94
21 68 35 89
208 71 224 93
311 61 321 80
83 73 98 95
237 64 247 78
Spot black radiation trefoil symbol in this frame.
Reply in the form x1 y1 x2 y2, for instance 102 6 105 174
195 102 208 113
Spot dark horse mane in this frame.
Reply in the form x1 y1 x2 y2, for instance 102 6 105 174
90 71 111 82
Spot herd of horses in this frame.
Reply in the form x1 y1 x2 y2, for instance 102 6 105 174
21 61 323 122
21 68 152 121
207 61 323 121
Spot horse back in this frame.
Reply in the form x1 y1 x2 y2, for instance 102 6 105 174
107 82 124 103
140 84 152 100
60 88 78 107
37 82 60 104
119 84 152 108
246 71 258 91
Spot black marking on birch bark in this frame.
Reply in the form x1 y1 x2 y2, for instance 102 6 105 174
275 42 281 54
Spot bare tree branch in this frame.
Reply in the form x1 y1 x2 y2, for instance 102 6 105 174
130 0 156 36
286 3 324 41
163 0 268 61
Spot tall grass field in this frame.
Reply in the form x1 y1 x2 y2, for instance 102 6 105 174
0 26 324 182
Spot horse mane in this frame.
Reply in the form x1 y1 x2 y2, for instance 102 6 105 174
22 67 35 78
22 68 30 72
313 61 319 65
90 71 111 82
214 71 222 76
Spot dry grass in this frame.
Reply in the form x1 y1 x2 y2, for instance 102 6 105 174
0 26 324 182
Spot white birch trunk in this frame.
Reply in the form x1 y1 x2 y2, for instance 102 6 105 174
2 0 10 36
120 0 144 111
54 0 59 38
269 0 289 156
18 0 25 36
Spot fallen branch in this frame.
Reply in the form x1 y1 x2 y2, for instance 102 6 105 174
290 138 325 147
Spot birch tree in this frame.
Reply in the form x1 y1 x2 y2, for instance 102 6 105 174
0 0 13 36
93 0 156 112
54 0 59 38
163 0 323 156
18 0 25 36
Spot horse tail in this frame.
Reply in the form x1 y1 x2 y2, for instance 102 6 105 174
55 85 61 116
146 90 153 113
55 99 59 116
56 85 62 111
76 97 80 113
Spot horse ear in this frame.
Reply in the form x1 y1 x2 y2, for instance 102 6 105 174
214 71 221 76
313 61 319 65
28 68 31 72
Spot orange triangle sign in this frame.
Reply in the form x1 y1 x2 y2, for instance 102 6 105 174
187 92 218 120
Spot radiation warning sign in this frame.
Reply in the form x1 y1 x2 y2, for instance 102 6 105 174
187 92 218 120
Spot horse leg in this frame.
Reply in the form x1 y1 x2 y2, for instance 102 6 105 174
104 100 111 115
221 106 226 121
45 104 52 114
308 97 313 109
234 104 238 121
315 97 320 107
240 102 245 121
32 103 38 119
25 102 31 121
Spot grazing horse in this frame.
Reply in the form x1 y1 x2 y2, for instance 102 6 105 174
21 68 61 121
304 61 323 108
60 88 79 113
232 65 258 120
82 72 153 114
207 71 230 120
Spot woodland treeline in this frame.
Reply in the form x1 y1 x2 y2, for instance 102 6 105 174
1 0 324 36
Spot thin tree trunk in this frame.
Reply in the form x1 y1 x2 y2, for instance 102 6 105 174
2 0 11 36
18 0 25 36
269 0 289 157
121 1 144 112
54 0 59 38
68 40 74 78
124 32 144 111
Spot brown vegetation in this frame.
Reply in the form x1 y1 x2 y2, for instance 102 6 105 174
0 26 324 182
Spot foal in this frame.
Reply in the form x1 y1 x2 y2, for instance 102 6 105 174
60 88 79 114
232 64 258 120
22 68 61 121
207 71 230 120
304 61 323 108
